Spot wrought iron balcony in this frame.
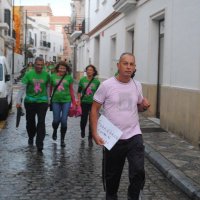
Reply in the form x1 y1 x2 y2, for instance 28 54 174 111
39 40 51 50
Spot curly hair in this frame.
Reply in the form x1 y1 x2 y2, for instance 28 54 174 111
55 61 72 74
85 64 98 77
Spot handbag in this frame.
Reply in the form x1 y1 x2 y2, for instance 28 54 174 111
49 74 66 111
68 103 82 118
68 78 94 117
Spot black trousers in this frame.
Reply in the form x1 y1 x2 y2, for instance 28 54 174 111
80 102 92 139
103 134 145 200
24 102 48 148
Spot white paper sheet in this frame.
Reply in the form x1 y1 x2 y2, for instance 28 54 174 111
97 115 123 150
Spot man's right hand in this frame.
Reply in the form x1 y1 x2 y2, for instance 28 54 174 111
93 133 105 146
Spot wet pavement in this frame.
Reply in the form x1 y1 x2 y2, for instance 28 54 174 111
0 110 191 200
0 84 197 199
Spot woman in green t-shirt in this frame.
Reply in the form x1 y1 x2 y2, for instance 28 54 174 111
77 65 100 146
50 61 76 147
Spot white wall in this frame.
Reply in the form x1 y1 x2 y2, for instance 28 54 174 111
49 30 63 61
133 0 200 89
170 0 200 89
86 0 200 89
87 0 116 31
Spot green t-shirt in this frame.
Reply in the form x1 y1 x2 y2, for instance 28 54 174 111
50 74 73 103
22 70 50 103
78 76 100 103
43 65 49 72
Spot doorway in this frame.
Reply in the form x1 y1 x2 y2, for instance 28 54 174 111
156 20 165 118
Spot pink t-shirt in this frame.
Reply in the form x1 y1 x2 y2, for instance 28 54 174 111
94 77 143 140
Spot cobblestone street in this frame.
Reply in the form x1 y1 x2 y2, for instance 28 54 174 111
0 105 190 200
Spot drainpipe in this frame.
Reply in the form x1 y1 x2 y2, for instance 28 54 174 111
12 0 15 75
24 10 27 66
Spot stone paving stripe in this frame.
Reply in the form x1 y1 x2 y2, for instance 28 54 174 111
145 143 200 199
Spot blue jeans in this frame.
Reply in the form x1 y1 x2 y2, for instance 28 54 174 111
52 102 71 129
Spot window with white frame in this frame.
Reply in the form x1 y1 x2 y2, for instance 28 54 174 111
126 25 135 54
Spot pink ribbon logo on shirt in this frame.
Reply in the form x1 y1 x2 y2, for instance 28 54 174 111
86 87 93 95
57 83 64 91
34 82 42 93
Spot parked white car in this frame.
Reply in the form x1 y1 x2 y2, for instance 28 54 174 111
0 56 13 120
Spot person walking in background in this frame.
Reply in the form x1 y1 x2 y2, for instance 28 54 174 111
50 61 76 147
49 61 56 74
90 52 150 200
16 57 50 153
43 61 50 73
26 62 34 72
77 65 100 146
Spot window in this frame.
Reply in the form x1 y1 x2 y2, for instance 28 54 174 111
0 64 3 81
53 43 55 52
127 30 134 54
126 25 135 54
110 36 117 76
34 33 37 46
4 9 11 36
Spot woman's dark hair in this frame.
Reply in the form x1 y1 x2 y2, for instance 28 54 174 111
55 61 72 74
85 64 98 77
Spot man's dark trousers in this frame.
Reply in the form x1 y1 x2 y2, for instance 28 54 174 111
80 102 92 138
25 102 48 149
104 134 145 200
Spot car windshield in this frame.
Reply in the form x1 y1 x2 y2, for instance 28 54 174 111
0 64 3 81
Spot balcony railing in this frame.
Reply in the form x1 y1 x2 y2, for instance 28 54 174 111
39 40 51 49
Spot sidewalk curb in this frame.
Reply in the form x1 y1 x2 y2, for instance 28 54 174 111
145 143 200 200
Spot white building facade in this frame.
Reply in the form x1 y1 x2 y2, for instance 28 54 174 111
13 5 68 74
0 0 15 73
25 16 64 64
75 0 200 146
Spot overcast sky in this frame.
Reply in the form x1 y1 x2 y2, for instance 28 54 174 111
14 0 72 16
